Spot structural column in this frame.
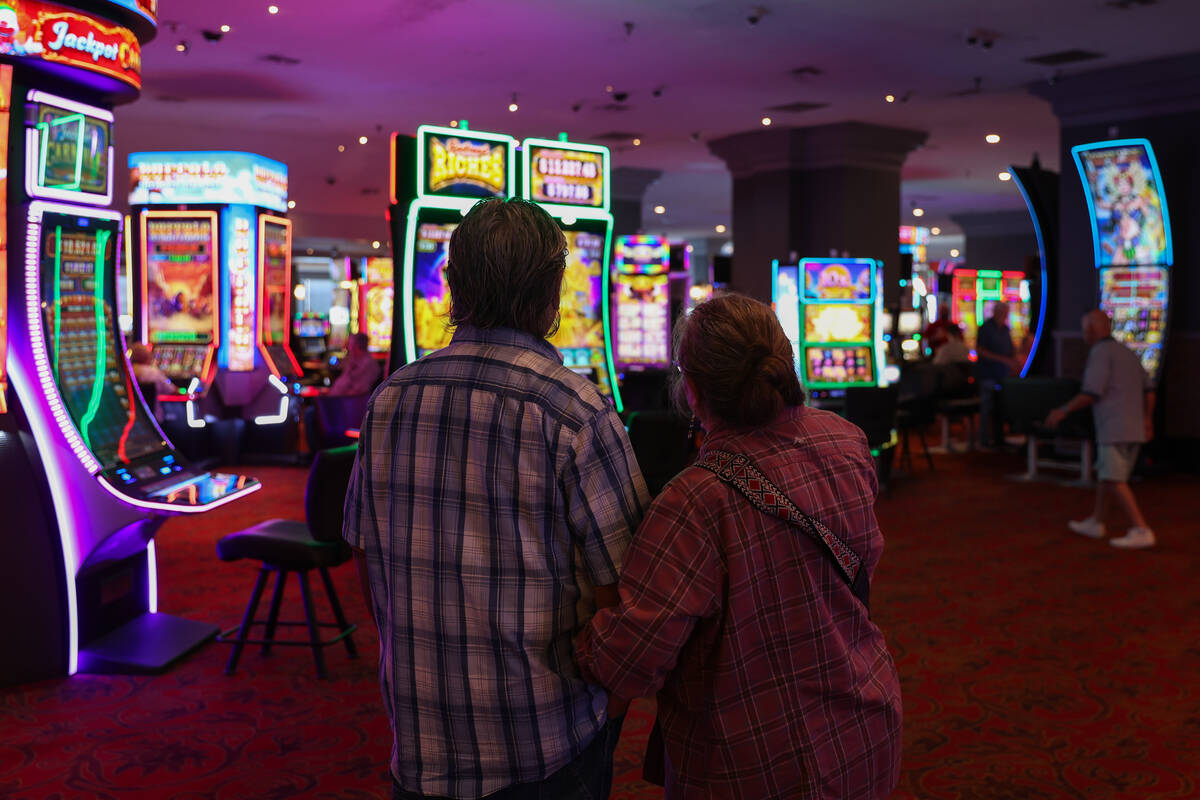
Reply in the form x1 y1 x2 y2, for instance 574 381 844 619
708 122 927 304
610 167 663 239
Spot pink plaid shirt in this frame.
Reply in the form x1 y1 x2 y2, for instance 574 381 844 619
576 405 902 798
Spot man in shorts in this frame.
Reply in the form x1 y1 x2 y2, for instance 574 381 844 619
1045 310 1156 549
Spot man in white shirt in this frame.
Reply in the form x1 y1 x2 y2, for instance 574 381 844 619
1045 310 1156 549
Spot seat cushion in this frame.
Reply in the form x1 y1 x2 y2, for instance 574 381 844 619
217 519 351 571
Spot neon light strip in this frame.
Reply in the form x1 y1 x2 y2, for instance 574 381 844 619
38 114 86 191
28 90 115 122
598 223 623 413
415 124 517 200
96 475 261 515
79 229 112 448
52 227 62 378
147 539 158 614
24 91 115 206
389 132 399 205
1070 137 1174 269
255 215 301 376
874 260 886 387
254 375 291 425
521 137 611 212
185 377 206 428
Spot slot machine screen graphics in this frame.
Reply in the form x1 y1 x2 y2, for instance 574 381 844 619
1100 266 1168 378
613 236 670 369
548 228 610 391
258 216 300 375
142 211 218 380
771 262 801 376
41 212 164 466
412 218 457 358
360 257 394 355
798 258 881 389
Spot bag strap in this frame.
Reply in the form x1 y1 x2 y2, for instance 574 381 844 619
696 449 870 612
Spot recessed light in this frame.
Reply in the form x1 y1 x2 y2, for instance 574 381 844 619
930 226 941 235
912 207 925 217
950 248 961 258
358 136 368 145
885 94 895 103
450 120 459 127
985 133 1001 144
337 145 345 152
268 4 279 14
372 240 381 249
287 200 296 209
653 205 666 215
761 116 772 126
632 138 641 146
508 102 518 112
605 85 614 93
998 171 1012 181
715 224 727 234
175 41 188 52
220 24 231 33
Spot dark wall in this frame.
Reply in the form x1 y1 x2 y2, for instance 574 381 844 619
964 233 1039 271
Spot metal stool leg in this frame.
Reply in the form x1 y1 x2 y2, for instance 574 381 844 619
919 429 935 471
227 567 270 675
261 569 288 655
318 567 358 658
297 571 328 679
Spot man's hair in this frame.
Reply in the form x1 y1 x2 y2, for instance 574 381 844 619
446 198 567 338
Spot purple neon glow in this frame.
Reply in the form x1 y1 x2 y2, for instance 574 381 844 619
95 475 261 514
147 539 158 613
24 91 115 206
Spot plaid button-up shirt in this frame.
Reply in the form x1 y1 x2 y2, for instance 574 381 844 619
577 405 902 799
343 325 648 799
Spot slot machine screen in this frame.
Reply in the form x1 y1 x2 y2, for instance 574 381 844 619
144 214 217 346
547 230 606 374
1100 266 1168 378
804 346 875 387
261 219 290 349
804 303 872 344
1075 143 1170 268
413 221 457 357
40 213 163 466
35 103 112 198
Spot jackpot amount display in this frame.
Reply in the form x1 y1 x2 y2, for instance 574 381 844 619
146 217 216 343
41 215 163 466
413 222 456 356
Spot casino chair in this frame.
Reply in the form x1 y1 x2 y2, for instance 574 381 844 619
215 445 358 679
842 385 900 494
626 410 695 497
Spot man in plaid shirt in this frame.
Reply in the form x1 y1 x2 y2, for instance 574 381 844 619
343 198 649 799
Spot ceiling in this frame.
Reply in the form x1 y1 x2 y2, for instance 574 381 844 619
111 0 1200 249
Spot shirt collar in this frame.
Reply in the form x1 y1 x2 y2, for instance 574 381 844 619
450 325 563 363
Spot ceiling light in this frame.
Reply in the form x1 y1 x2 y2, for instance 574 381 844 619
268 5 279 14
998 171 1012 181
450 120 459 127
950 248 961 258
508 92 519 113
632 138 641 146
372 240 381 249
358 136 368 145
885 94 895 103
605 85 614 93
912 207 925 217
306 248 314 255
985 133 1000 144
653 205 666 215
930 226 941 235
220 24 231 33
715 224 727 234
293 284 306 301
337 144 345 152
175 40 189 53
287 200 296 209
761 117 772 126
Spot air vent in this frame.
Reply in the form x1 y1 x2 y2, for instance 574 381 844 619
260 53 301 66
1106 0 1156 7
1025 49 1104 66
156 95 187 103
790 66 823 79
359 187 381 196
589 131 642 142
594 103 632 113
765 101 829 113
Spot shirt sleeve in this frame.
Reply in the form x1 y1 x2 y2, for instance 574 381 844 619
575 479 722 701
1080 343 1109 398
341 405 375 550
561 407 650 586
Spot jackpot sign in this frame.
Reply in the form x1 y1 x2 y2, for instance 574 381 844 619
425 135 508 197
0 1 142 89
529 145 605 208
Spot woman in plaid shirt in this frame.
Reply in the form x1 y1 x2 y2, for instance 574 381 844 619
577 294 902 798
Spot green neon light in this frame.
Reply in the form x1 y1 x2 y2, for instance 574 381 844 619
414 124 517 200
38 113 87 191
79 229 111 449
52 226 63 377
974 272 1006 327
598 222 623 413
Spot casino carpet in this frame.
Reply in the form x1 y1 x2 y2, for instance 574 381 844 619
2 450 1198 799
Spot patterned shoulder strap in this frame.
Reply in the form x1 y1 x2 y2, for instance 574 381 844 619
696 449 869 609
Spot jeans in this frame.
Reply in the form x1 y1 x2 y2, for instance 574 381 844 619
393 716 624 800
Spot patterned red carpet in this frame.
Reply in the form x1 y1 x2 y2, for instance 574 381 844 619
2 449 1198 799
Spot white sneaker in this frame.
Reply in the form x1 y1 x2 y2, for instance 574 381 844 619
1068 517 1107 539
1110 527 1156 549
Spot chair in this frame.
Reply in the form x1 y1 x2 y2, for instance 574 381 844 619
626 410 695 497
312 394 371 450
216 445 359 679
843 385 900 492
1002 377 1095 485
895 364 940 473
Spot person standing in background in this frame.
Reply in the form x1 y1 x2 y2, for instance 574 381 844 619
975 301 1021 448
1045 310 1156 549
328 332 381 397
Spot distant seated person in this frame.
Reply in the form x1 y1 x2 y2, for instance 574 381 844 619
129 343 176 397
328 332 381 397
932 324 970 366
923 303 956 353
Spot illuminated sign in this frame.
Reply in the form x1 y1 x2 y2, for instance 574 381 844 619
0 65 10 414
140 211 219 354
0 2 142 89
527 144 606 208
129 151 289 213
25 90 113 205
257 215 301 376
100 0 156 25
1072 139 1173 269
426 135 507 196
802 258 877 302
227 213 255 372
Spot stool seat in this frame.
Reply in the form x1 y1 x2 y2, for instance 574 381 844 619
217 520 348 571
